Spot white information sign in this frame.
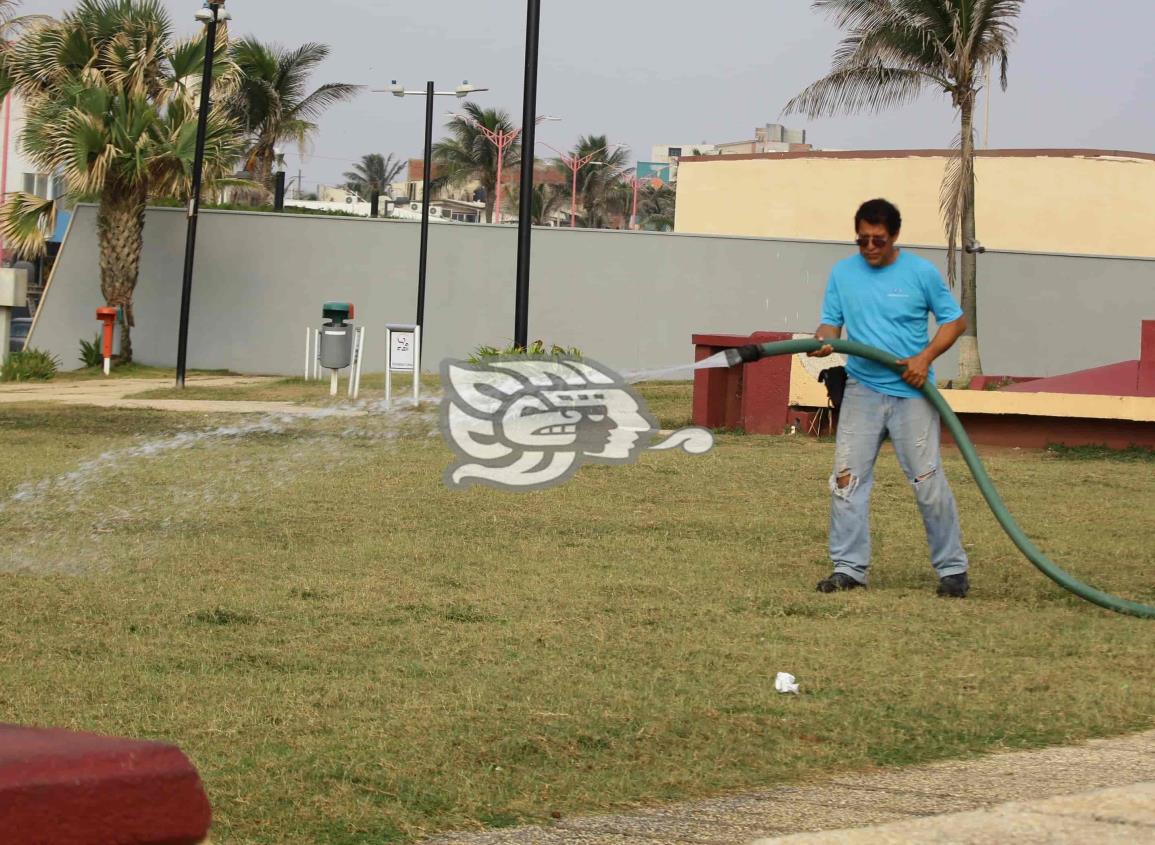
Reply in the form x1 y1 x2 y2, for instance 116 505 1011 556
385 323 422 407
390 331 415 372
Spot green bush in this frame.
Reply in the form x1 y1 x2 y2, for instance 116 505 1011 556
467 340 582 363
1 348 60 382
78 335 103 368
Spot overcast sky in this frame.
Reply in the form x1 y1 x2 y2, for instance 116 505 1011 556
22 0 1155 191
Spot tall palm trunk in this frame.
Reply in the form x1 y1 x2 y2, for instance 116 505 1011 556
97 181 147 362
253 151 274 195
244 143 276 202
483 178 496 223
956 94 983 383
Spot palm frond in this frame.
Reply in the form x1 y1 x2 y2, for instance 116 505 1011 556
783 64 931 118
228 36 356 178
938 132 962 287
0 192 56 258
287 82 362 122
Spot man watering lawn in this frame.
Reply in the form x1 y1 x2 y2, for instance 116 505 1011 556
809 198 971 597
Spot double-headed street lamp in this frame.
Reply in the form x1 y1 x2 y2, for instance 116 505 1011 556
174 0 230 389
446 113 559 224
540 142 628 229
378 80 486 336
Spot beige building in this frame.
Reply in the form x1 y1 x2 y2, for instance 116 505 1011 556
652 124 811 183
674 148 1155 257
713 123 810 156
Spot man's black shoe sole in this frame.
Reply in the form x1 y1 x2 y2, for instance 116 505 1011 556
937 575 970 598
816 575 864 593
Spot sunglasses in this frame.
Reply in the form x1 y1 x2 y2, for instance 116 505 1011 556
856 235 890 249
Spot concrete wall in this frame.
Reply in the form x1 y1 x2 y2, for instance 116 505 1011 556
28 204 1155 380
674 150 1155 258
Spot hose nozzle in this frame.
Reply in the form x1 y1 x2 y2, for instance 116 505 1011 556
724 344 764 367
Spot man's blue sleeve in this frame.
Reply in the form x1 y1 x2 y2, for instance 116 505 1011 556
819 271 843 326
924 265 963 323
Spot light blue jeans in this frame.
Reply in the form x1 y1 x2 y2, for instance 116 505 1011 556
829 379 968 584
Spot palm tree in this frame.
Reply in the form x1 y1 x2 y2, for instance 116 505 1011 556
504 179 564 226
784 0 1021 382
0 0 246 362
635 182 677 231
229 38 361 196
0 0 48 44
556 135 630 228
343 153 404 199
432 103 519 223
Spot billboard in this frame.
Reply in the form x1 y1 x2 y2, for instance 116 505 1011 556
636 162 673 185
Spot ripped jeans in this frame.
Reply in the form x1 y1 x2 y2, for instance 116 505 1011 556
829 379 968 584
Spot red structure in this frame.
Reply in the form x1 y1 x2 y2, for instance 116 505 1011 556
692 332 794 434
981 320 1155 398
0 724 212 845
940 415 1155 450
691 323 1155 449
1142 319 1155 396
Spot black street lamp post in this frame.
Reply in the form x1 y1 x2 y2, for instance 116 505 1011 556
273 148 287 212
380 80 486 358
273 171 286 211
513 0 542 350
174 0 229 389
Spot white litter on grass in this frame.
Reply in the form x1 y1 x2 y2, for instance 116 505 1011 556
775 672 800 695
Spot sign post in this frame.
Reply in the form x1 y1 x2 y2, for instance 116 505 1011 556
385 322 421 407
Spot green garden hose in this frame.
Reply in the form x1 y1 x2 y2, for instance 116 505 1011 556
729 338 1155 619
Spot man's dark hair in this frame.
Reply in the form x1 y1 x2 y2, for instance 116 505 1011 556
854 199 902 236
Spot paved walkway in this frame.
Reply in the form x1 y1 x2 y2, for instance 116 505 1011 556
0 375 362 416
424 730 1155 845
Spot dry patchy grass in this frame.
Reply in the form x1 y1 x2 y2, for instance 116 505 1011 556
0 401 1152 844
55 364 236 381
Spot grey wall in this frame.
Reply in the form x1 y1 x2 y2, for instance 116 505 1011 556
29 205 1155 379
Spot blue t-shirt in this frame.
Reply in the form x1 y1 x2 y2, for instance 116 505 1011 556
819 251 963 398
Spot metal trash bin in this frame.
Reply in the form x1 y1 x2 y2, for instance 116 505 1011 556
319 302 355 369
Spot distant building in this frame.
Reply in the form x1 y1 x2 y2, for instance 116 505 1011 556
714 123 810 156
393 197 484 223
649 143 716 184
397 159 452 202
0 94 68 315
1 96 66 212
651 124 811 182
674 147 1155 257
318 185 362 204
394 159 571 223
284 195 482 224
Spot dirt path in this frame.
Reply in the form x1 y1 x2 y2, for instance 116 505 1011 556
0 376 364 416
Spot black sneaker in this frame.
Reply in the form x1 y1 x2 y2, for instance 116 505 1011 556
816 572 864 593
937 573 970 598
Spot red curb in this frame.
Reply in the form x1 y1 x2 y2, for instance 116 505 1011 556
0 724 212 845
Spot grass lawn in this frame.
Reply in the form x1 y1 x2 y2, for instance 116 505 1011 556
129 376 698 431
0 394 1152 845
131 374 445 406
54 363 238 381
